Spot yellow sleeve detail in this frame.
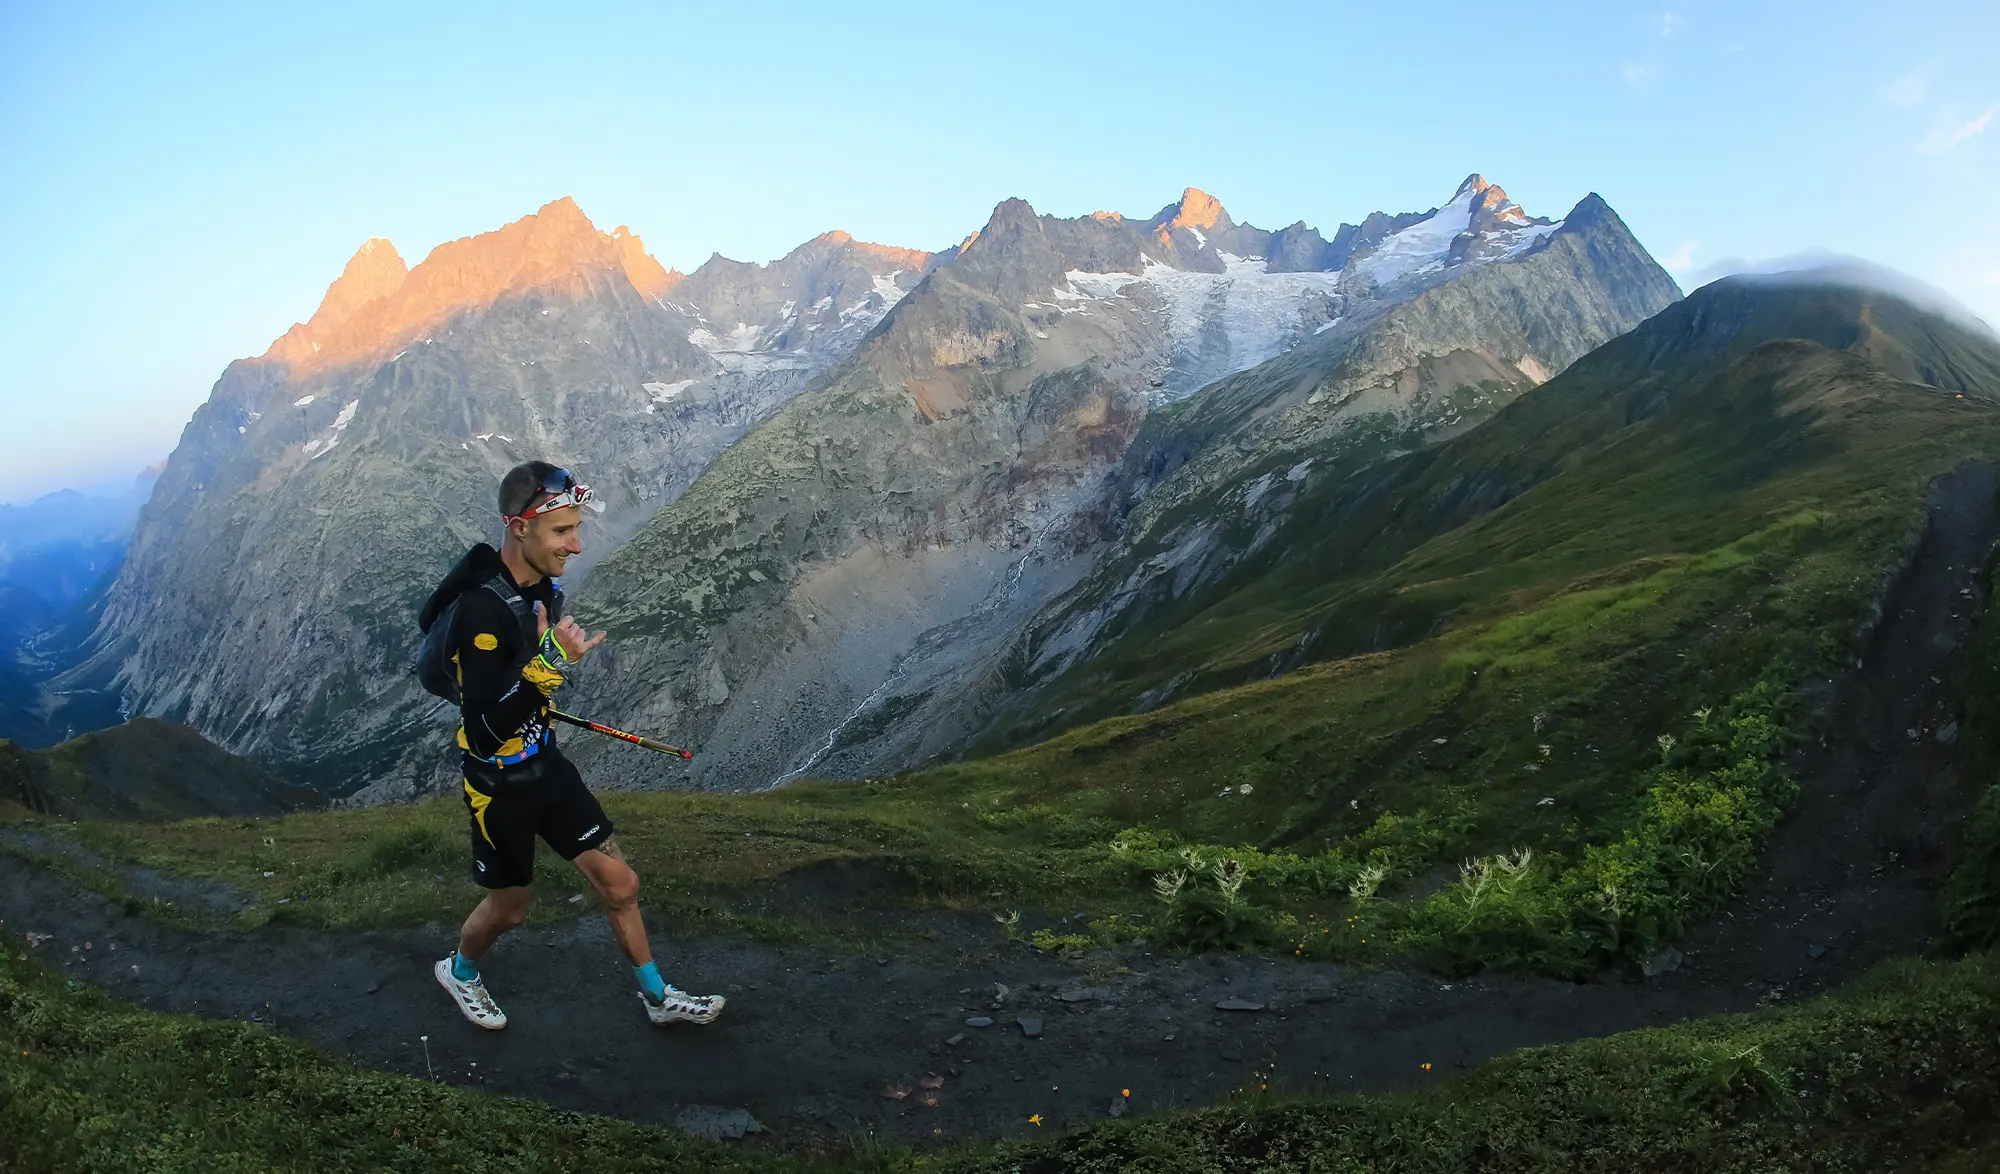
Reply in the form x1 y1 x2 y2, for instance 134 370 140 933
473 633 500 651
521 656 565 696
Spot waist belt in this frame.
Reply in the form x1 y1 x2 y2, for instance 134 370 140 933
472 733 548 768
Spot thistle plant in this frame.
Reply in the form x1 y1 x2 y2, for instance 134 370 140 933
1458 857 1493 924
1348 862 1389 904
1153 870 1188 905
1692 707 1712 726
993 909 1022 940
1212 858 1248 907
1656 732 1678 759
1178 846 1208 872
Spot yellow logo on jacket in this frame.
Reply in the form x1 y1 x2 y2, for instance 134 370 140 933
473 633 499 651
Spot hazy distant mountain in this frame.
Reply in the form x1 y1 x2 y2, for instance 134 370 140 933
0 467 159 747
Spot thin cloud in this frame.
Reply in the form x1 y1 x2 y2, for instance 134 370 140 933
1917 105 1997 155
1689 250 1996 336
1663 240 1699 271
1655 11 1680 36
1622 61 1663 91
1878 68 1928 109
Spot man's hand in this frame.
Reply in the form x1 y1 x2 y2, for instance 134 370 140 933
535 601 606 664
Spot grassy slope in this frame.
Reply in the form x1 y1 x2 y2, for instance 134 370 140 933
994 276 2000 745
5 922 1999 1172
18 285 2000 971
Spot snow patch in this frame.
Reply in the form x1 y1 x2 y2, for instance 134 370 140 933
292 395 316 407
642 379 698 412
1047 254 1344 398
302 399 359 461
1352 187 1479 286
1500 220 1563 256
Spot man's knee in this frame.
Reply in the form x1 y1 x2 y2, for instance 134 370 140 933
601 866 640 910
485 892 530 930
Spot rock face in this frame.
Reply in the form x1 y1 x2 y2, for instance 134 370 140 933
949 194 1683 753
61 199 929 797
568 177 1674 792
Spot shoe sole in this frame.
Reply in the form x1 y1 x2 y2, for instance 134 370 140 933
434 958 508 1030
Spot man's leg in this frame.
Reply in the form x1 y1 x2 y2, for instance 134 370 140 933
458 885 533 961
439 774 536 1030
572 838 723 1024
575 839 648 963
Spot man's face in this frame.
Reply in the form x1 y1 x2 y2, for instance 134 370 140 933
514 505 583 579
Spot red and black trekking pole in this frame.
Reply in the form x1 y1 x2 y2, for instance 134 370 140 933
549 710 693 759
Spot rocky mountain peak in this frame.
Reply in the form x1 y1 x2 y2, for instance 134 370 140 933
1150 186 1234 245
260 197 679 372
610 224 683 299
1456 173 1494 198
265 237 409 364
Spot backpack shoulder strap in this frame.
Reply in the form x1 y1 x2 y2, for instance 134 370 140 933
480 575 539 654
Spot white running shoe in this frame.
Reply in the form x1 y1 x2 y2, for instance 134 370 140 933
640 984 725 1026
434 956 508 1030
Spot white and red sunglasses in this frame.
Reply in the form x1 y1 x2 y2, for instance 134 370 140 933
505 467 603 522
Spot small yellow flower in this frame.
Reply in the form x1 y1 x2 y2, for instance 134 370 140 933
1121 1089 1130 1097
1421 1062 1433 1071
1029 1114 1044 1126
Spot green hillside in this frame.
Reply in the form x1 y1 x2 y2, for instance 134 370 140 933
994 272 2000 744
1 717 324 821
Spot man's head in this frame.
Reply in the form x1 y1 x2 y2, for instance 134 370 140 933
498 461 595 580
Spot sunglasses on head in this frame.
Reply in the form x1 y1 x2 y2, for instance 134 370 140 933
506 467 600 521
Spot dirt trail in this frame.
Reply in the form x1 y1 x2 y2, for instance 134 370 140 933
5 464 1995 1148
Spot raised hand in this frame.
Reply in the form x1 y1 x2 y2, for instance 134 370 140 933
535 601 606 663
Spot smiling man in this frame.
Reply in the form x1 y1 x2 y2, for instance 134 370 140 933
415 460 724 1031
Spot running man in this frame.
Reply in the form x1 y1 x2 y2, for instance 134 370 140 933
418 460 724 1031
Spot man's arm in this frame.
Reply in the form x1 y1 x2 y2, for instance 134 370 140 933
454 592 570 759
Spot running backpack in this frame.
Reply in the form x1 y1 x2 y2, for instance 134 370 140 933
415 546 562 705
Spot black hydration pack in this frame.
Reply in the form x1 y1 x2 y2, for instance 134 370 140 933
415 544 562 705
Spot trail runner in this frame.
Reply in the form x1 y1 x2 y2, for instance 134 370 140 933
417 461 724 1031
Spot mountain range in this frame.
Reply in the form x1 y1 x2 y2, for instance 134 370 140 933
49 175 1680 797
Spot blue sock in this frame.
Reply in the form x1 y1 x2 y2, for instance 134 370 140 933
451 951 480 982
635 960 665 1001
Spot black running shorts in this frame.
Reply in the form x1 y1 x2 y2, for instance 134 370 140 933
460 752 614 889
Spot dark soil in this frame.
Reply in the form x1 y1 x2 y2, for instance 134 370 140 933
5 465 1995 1150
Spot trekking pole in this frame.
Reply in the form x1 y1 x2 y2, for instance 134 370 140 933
548 710 694 759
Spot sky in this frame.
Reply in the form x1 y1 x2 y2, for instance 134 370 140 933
3 0 1997 498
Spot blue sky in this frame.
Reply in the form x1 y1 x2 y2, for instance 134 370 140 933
3 0 1996 497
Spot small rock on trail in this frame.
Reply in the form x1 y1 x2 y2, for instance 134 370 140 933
673 1106 764 1141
